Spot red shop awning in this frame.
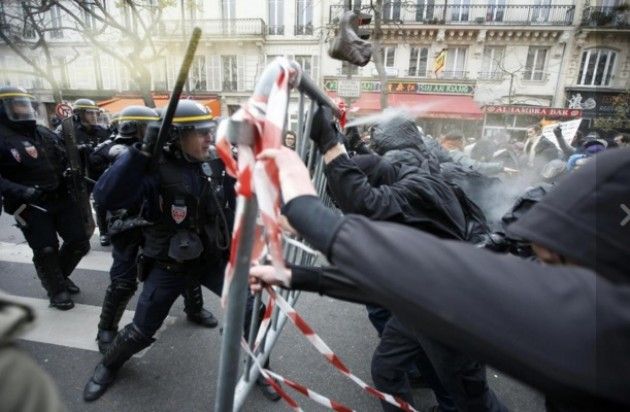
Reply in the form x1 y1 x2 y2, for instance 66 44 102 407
329 92 483 120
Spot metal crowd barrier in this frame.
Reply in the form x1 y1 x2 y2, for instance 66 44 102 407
214 60 341 411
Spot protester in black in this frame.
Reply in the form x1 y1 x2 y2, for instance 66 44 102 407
252 147 630 411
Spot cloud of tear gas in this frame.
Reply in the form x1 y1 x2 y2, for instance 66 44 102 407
345 102 440 128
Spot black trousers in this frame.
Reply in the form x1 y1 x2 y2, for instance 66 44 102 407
372 316 507 412
131 259 254 338
372 316 457 412
19 194 89 252
109 229 142 283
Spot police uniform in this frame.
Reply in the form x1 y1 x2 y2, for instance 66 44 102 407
91 106 219 354
69 99 111 246
83 100 263 402
0 87 90 310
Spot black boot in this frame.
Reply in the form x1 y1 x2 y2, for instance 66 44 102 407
83 324 154 402
183 280 218 328
33 247 74 310
59 240 90 294
96 281 137 354
256 358 281 402
65 278 81 294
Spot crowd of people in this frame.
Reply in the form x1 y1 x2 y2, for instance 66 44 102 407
0 83 629 411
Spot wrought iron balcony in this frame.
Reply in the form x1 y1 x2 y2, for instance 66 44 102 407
158 18 266 38
329 3 575 26
477 71 504 81
581 5 630 28
294 23 314 35
267 25 285 35
440 70 469 80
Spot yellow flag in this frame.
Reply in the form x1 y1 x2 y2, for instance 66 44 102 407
433 49 447 78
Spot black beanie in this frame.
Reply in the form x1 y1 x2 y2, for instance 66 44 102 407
507 149 630 283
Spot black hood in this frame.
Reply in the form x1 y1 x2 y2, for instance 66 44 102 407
507 149 630 283
370 115 440 174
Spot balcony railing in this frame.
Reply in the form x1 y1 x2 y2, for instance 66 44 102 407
329 3 575 26
268 25 285 35
294 23 314 35
158 18 266 38
477 71 504 81
440 70 468 80
581 5 630 28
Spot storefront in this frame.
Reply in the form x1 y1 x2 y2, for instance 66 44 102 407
482 105 583 141
324 78 483 138
97 94 222 117
565 88 629 130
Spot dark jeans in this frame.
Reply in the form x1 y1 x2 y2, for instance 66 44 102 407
372 316 456 412
372 316 507 412
19 195 88 251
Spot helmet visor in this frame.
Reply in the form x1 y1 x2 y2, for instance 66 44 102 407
2 96 36 122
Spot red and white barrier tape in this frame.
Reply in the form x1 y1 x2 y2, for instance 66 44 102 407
241 338 355 412
267 287 419 412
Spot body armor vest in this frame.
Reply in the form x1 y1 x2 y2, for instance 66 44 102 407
142 152 231 263
0 124 66 212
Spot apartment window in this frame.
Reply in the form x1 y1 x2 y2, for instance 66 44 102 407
189 56 207 91
381 46 396 68
83 2 96 30
444 47 467 79
383 0 402 21
294 55 318 79
451 0 470 23
55 56 69 88
21 6 36 39
415 0 435 22
207 56 221 91
524 47 548 81
50 5 63 38
577 49 616 86
0 4 6 29
486 0 506 22
268 0 284 35
296 0 313 35
531 0 551 23
222 55 237 91
409 47 429 77
341 61 359 76
222 0 235 20
480 46 504 79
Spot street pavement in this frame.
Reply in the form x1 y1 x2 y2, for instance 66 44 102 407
0 212 544 411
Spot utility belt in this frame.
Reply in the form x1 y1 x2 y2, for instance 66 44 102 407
136 254 201 281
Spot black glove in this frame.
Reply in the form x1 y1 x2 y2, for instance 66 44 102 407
345 126 361 149
21 186 43 203
309 105 342 154
141 123 161 156
553 126 562 138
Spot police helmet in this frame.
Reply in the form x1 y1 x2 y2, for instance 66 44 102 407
116 105 160 140
170 100 216 141
72 98 100 114
0 86 37 124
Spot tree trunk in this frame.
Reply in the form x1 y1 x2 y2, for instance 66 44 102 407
136 68 156 108
373 0 388 109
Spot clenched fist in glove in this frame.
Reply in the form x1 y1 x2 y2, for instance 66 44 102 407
309 105 342 154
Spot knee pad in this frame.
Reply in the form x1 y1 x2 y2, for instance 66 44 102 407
67 240 91 256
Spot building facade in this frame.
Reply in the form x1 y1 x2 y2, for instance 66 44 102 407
0 0 628 137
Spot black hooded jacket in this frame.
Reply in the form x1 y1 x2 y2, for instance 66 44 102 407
325 154 468 241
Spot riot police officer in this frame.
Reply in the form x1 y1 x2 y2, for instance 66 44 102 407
71 98 111 246
90 105 220 354
83 100 262 401
0 86 90 309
